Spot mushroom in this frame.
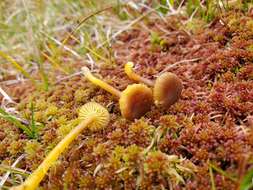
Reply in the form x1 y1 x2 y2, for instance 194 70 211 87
82 67 153 120
124 62 183 108
12 102 109 190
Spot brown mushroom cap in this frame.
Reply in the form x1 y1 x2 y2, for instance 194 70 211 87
119 84 153 120
153 72 183 108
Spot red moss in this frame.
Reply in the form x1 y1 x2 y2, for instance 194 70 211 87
1 8 253 190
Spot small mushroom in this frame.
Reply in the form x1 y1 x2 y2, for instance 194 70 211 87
124 62 183 108
82 67 153 120
12 102 109 190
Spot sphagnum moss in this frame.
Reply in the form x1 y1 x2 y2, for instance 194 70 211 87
1 4 253 190
11 102 109 190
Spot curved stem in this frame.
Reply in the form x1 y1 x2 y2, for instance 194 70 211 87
124 62 154 87
12 117 95 190
82 67 121 98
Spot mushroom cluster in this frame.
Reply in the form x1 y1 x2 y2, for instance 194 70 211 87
82 67 153 120
125 62 183 108
82 63 182 120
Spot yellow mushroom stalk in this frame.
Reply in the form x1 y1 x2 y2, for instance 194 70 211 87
11 102 109 190
82 67 121 98
124 62 154 87
82 67 153 120
124 62 183 108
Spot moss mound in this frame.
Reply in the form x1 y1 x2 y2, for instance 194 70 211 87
1 7 253 190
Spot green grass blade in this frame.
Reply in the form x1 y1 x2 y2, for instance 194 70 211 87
0 107 33 138
240 168 253 190
38 60 49 91
29 101 38 139
42 52 69 75
0 50 37 85
0 165 30 177
209 162 237 182
209 164 216 190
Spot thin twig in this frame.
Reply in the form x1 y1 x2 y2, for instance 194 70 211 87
54 71 83 85
158 58 202 75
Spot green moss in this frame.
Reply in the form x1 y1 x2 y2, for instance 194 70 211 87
8 140 25 155
144 151 192 184
246 20 253 31
231 66 240 74
3 127 19 141
45 105 58 117
56 115 68 126
22 109 31 120
228 17 241 29
57 118 80 138
24 140 42 157
213 35 225 42
34 111 44 122
144 151 169 173
17 101 26 111
35 99 47 111
109 146 125 169
247 44 253 52
95 174 111 189
57 107 75 120
93 143 108 157
61 94 73 102
122 144 142 164
74 89 91 103
129 119 154 134
79 174 94 188
150 32 162 46
160 115 179 129
0 140 9 159
184 18 206 33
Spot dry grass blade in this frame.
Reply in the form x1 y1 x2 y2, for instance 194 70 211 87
209 162 237 182
96 8 155 49
0 165 30 177
158 58 202 75
0 154 25 188
209 162 216 190
40 31 81 58
0 50 36 85
62 5 114 46
0 86 14 103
